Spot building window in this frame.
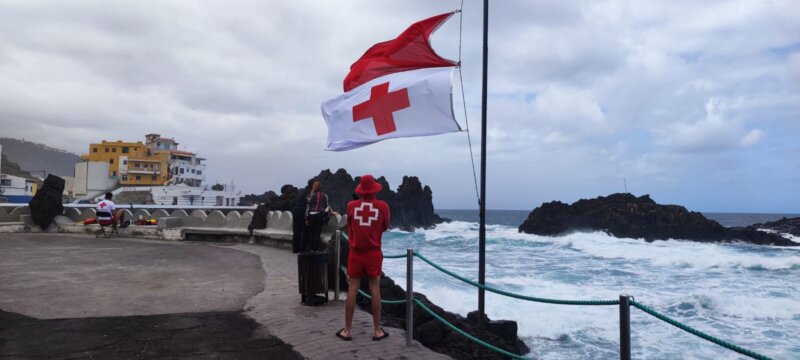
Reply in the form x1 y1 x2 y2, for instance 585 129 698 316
180 168 185 174
112 148 117 152
93 148 98 153
112 171 116 176
109 159 114 164
105 148 109 153
191 169 195 174
1 179 10 186
136 176 141 180
123 160 127 165
197 171 202 175
122 147 129 153
122 175 128 181
151 175 157 180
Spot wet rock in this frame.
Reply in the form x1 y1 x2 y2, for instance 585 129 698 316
518 193 797 246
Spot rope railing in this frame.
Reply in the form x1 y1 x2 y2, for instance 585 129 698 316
414 251 620 306
333 233 776 359
630 300 774 360
414 298 529 360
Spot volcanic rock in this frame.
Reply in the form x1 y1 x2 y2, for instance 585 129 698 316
748 217 800 237
518 193 797 246
249 168 445 231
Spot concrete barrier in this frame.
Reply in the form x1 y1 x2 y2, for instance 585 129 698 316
80 208 96 221
190 209 207 218
184 210 206 227
0 208 11 222
151 209 170 219
204 210 227 228
9 207 30 223
225 211 250 228
170 209 189 218
63 208 83 222
132 209 152 222
157 217 183 229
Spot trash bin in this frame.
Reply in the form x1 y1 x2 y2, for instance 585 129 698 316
297 251 328 306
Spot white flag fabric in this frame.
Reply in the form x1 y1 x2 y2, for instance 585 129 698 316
321 67 460 151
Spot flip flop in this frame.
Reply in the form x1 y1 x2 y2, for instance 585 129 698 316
335 328 352 341
372 329 389 341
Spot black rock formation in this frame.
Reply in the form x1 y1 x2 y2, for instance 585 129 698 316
28 175 65 230
748 217 800 237
245 168 445 231
518 193 798 246
309 169 445 231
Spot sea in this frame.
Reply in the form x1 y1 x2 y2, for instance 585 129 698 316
379 210 800 360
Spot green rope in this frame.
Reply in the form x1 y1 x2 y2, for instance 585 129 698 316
415 298 530 359
338 265 406 304
630 300 773 360
413 251 619 306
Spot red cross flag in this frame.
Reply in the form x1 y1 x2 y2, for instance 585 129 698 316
321 12 461 151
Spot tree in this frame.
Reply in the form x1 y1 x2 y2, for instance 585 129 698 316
211 183 224 191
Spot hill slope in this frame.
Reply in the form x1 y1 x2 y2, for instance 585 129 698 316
0 138 81 177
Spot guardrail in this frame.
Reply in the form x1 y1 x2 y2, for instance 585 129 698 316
333 231 776 360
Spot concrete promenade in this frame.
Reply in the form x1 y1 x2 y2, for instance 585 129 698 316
0 233 451 359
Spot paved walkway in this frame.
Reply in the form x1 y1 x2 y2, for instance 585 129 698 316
0 234 451 359
230 242 452 360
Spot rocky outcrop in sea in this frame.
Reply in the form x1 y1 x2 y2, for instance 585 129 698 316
242 169 446 231
748 217 800 238
518 193 798 246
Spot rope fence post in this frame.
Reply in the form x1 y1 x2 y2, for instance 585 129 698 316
619 294 632 360
406 248 414 346
334 230 341 301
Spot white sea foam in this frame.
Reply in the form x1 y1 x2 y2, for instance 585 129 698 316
381 221 800 359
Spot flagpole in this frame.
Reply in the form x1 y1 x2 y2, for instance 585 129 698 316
477 0 489 350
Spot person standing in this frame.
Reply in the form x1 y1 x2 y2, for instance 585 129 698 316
292 189 309 253
336 175 390 341
304 181 330 251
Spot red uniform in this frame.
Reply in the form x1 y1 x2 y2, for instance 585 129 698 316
346 196 390 278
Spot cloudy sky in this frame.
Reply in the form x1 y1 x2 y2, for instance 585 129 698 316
0 0 798 213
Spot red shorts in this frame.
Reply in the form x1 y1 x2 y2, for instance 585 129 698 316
347 249 382 279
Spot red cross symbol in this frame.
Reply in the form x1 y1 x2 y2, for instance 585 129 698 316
352 82 410 136
98 202 108 209
353 202 379 226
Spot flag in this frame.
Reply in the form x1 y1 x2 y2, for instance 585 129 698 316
321 12 461 151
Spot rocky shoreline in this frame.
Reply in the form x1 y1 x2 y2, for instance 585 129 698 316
518 193 798 246
241 169 446 231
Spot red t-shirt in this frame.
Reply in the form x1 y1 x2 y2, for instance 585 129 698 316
347 198 390 253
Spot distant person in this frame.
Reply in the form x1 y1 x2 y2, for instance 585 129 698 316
336 175 390 341
304 181 330 251
292 190 309 253
96 192 125 226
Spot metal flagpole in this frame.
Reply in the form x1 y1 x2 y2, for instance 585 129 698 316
477 0 489 350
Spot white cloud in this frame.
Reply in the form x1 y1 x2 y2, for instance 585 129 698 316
739 129 766 147
0 0 797 212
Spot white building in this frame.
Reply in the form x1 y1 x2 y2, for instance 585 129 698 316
73 162 117 198
0 144 38 203
117 184 241 206
145 134 206 187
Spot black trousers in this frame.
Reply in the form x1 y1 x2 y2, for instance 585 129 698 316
303 212 326 252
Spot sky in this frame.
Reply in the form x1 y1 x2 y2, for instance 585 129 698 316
0 0 798 213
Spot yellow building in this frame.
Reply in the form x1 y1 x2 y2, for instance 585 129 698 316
81 140 171 186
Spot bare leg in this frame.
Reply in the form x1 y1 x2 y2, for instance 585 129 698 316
368 276 384 337
342 277 360 338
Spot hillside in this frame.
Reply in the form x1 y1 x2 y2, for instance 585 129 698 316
0 138 81 177
1 154 39 182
